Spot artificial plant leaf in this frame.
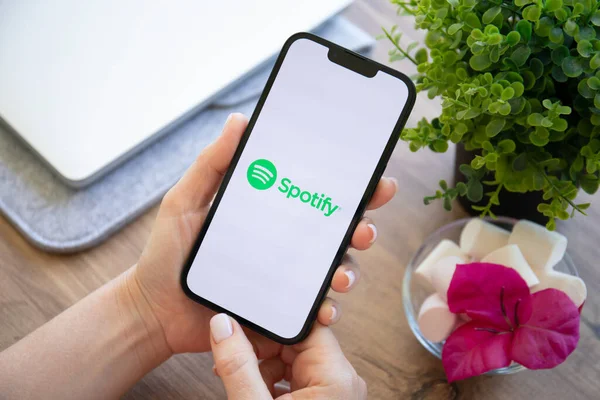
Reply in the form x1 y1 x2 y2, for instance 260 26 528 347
591 53 600 70
415 48 428 64
561 57 583 78
549 27 564 44
486 118 505 137
535 16 553 37
564 19 579 37
482 6 501 24
512 152 528 171
464 12 482 29
511 46 532 67
448 23 463 35
516 20 532 42
577 40 593 58
442 322 513 383
498 139 516 153
470 53 492 71
529 58 544 78
581 174 599 194
592 10 600 26
447 263 531 329
506 31 521 46
545 0 562 12
522 5 541 21
467 180 484 201
511 289 580 369
551 46 570 65
588 76 600 90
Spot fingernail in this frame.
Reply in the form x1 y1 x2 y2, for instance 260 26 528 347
389 177 398 193
210 314 233 343
344 269 356 289
330 305 338 321
368 223 377 244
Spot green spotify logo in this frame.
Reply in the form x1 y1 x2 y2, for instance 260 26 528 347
247 159 278 190
246 158 340 217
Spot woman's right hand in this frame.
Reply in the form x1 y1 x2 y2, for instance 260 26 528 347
210 314 367 399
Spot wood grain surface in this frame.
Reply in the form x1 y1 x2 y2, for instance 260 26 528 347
1 1 599 399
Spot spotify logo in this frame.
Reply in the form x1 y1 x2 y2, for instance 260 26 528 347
247 159 277 190
246 158 340 217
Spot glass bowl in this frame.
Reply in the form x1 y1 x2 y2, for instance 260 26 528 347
402 216 578 375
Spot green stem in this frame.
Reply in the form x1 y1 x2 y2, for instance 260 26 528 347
382 28 418 66
500 3 523 17
538 167 588 216
480 182 504 217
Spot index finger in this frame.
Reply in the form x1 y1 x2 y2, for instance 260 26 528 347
291 323 341 354
366 177 397 210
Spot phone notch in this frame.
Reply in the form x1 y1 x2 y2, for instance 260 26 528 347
327 48 378 78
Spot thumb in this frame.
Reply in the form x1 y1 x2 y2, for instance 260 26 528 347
210 314 273 400
162 113 248 215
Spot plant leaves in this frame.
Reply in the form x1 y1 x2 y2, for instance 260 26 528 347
577 40 593 58
486 118 505 137
506 31 521 46
442 322 513 383
467 180 484 201
581 174 599 194
447 263 531 329
448 23 463 35
545 0 562 12
551 46 570 65
511 46 532 67
561 57 583 78
592 10 600 26
511 289 580 369
482 6 501 24
516 20 533 42
470 53 492 71
522 5 541 21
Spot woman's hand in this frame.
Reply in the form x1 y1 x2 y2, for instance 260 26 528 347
210 313 367 399
132 113 397 355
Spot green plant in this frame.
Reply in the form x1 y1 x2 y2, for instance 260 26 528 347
384 0 600 229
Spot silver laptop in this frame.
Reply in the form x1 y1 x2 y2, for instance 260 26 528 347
0 0 350 187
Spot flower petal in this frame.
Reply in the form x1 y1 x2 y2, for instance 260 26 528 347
447 263 531 329
511 288 580 369
442 321 513 382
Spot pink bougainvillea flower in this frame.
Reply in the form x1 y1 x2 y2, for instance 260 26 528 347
442 263 580 382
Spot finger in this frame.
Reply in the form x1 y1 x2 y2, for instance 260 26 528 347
244 328 283 361
350 218 377 250
317 297 341 326
366 177 397 210
331 254 360 293
288 324 365 398
280 346 298 366
259 358 286 396
163 113 248 214
291 323 342 353
210 314 272 400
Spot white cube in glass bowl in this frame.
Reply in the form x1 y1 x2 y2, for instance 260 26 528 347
402 216 578 375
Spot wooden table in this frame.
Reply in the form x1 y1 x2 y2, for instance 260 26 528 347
1 1 599 398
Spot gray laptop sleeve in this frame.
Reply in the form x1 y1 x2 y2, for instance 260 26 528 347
0 16 376 252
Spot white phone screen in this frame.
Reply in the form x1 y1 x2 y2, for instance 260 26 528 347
184 37 412 341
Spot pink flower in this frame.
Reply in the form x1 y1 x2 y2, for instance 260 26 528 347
442 263 580 382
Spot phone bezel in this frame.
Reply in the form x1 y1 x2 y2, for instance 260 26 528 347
180 32 416 345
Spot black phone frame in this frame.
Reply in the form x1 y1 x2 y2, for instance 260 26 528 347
180 32 416 345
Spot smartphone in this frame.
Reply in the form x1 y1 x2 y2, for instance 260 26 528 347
181 33 415 344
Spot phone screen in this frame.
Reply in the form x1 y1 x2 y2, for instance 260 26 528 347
183 36 414 341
